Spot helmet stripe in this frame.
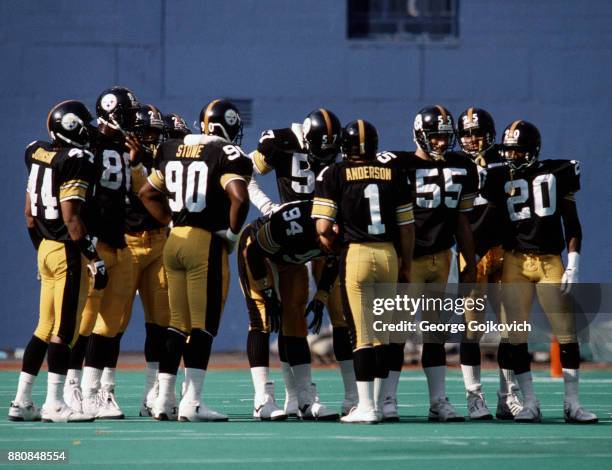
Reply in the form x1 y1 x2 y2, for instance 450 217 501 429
508 120 522 134
203 99 221 133
358 119 365 154
319 108 333 143
435 105 447 121
467 107 474 123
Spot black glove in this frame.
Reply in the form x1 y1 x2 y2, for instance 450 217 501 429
305 299 325 334
87 259 109 290
261 287 282 333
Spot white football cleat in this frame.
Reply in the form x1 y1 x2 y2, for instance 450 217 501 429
514 400 541 423
297 384 339 421
428 397 465 422
496 390 523 420
98 386 125 419
41 403 94 423
178 401 228 422
340 406 379 424
467 391 493 420
8 401 41 422
284 395 298 417
63 379 84 414
381 396 399 422
564 402 598 424
152 394 178 421
139 381 159 417
341 397 358 417
253 382 287 421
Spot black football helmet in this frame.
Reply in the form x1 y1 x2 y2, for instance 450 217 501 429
457 107 496 156
501 120 541 171
340 120 378 161
47 100 95 149
163 113 191 139
302 108 341 164
199 99 243 145
413 105 455 160
130 104 165 150
95 86 139 133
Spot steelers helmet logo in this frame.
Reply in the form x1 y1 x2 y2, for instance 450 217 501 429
224 109 238 126
100 93 118 112
414 114 423 131
61 113 80 131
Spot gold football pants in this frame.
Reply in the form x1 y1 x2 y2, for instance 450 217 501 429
340 242 398 349
35 240 89 346
500 250 576 344
460 246 504 341
119 228 170 332
164 226 229 335
310 257 346 328
80 242 133 338
237 227 309 337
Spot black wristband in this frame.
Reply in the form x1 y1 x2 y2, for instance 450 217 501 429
76 234 99 261
27 227 42 251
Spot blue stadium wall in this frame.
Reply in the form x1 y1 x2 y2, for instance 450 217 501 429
1 0 611 352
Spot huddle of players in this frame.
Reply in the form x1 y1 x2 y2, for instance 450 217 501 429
9 85 596 425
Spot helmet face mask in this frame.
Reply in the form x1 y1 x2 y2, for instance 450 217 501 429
200 100 243 145
47 100 95 149
457 107 496 157
501 120 541 172
302 109 341 164
413 106 456 160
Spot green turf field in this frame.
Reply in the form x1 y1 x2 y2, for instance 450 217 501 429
0 369 610 469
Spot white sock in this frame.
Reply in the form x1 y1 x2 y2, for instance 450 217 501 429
374 377 386 411
385 370 401 400
101 367 116 388
250 366 269 399
356 381 375 412
182 368 206 404
46 372 66 407
563 368 579 406
144 362 158 396
14 372 36 404
281 361 297 403
424 366 446 403
499 368 516 395
292 363 313 407
158 372 177 403
81 366 103 397
461 364 481 393
66 368 82 386
515 371 537 403
338 359 358 400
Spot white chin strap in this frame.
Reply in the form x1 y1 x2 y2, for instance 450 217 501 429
51 131 87 149
97 116 121 131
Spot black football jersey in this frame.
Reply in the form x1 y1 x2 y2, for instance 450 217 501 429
251 200 325 265
251 126 325 203
125 150 167 234
83 135 130 248
312 160 413 243
25 141 95 242
376 150 478 257
482 159 580 254
149 135 253 231
464 145 504 256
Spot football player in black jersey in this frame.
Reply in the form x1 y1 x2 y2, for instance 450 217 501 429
377 105 478 422
456 107 522 420
483 120 597 423
163 113 191 140
67 87 139 420
139 99 252 421
249 109 357 416
114 104 171 418
238 200 340 421
9 100 106 423
313 120 415 423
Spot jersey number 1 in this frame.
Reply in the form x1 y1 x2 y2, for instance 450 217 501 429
365 184 385 235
